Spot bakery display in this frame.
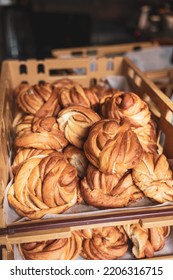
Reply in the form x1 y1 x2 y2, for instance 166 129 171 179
17 223 171 260
8 77 172 224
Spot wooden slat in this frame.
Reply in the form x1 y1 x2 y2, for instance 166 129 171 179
52 41 158 58
0 228 71 245
141 216 173 228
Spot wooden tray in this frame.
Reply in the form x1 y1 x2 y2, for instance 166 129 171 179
0 56 173 244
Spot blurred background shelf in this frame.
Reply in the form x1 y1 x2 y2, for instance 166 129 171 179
1 0 173 60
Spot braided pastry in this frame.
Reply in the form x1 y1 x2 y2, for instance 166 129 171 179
8 152 79 219
123 224 154 259
16 82 60 117
18 232 82 260
81 226 128 260
15 115 68 150
58 84 91 108
57 105 100 148
14 82 29 98
132 153 173 203
101 92 151 126
12 148 55 175
82 87 99 111
124 224 170 259
81 165 143 208
64 145 88 178
132 121 158 153
149 226 170 251
84 119 143 174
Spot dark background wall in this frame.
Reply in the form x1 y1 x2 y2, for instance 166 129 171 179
0 0 172 59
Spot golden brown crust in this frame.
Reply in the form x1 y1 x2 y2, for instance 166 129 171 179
57 105 100 148
81 165 143 208
18 232 82 260
12 148 55 175
149 226 170 251
100 91 151 126
15 115 68 150
58 84 91 108
80 226 128 260
132 153 173 203
13 82 29 98
16 82 61 117
8 152 79 219
124 224 170 259
76 229 93 239
123 224 154 259
132 121 158 153
90 85 116 101
53 78 75 88
83 87 99 111
84 119 143 174
63 145 88 178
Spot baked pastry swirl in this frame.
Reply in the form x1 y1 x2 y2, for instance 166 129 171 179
124 224 170 259
16 82 60 117
57 105 100 148
58 84 91 108
15 115 68 150
101 91 151 127
18 232 82 260
81 164 143 208
84 119 143 174
132 153 173 203
81 226 128 260
8 152 79 219
124 224 154 259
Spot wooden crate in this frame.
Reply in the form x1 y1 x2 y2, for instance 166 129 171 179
51 41 158 59
51 41 173 98
0 56 173 244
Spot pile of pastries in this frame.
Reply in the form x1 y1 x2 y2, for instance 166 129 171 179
18 224 171 260
8 78 173 219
